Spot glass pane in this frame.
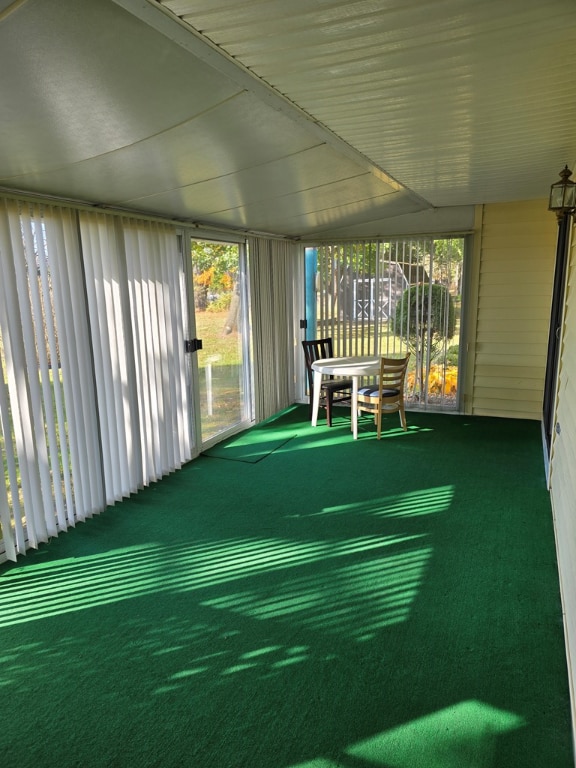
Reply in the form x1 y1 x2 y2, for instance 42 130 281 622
312 237 464 412
191 239 248 443
550 186 565 209
565 184 576 208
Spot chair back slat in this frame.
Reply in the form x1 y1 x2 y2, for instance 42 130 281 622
378 355 410 393
302 337 334 389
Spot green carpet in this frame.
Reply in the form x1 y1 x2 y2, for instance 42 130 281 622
202 407 300 462
0 407 573 768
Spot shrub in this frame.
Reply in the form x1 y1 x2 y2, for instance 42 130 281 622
393 283 455 395
206 293 232 313
446 344 460 365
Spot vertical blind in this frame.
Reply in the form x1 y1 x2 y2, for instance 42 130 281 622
0 199 191 562
0 199 102 561
80 212 191 500
314 238 464 410
248 237 299 421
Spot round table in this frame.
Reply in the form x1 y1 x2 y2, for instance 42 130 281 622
311 355 380 439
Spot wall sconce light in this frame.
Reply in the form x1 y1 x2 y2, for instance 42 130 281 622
549 165 576 217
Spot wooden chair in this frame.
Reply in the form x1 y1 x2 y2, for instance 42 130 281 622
302 338 352 427
356 354 410 438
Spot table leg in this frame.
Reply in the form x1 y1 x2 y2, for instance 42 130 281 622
311 369 322 426
352 376 359 439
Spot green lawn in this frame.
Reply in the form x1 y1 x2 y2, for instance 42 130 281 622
195 309 242 368
194 309 245 438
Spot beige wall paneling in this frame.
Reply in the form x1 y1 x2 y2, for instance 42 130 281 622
472 200 557 418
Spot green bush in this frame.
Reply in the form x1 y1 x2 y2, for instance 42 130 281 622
393 283 456 392
446 344 460 365
206 293 232 312
393 283 455 354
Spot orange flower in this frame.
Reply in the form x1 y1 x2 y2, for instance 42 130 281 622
407 365 458 395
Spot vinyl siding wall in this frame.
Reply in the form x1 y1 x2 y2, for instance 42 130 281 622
469 200 557 418
549 219 576 735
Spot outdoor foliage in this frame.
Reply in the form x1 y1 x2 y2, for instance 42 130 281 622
393 283 455 357
393 283 456 395
446 344 460 366
407 364 458 397
191 240 238 310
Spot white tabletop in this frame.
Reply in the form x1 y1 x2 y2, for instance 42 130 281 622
311 355 380 377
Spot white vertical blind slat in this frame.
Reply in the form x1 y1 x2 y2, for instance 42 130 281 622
125 226 152 482
141 228 165 476
151 228 172 474
107 222 134 493
160 227 187 469
142 226 167 476
80 216 120 501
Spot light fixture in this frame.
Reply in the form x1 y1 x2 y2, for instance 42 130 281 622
549 165 576 216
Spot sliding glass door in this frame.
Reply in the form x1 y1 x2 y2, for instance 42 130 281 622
310 237 465 411
189 238 252 446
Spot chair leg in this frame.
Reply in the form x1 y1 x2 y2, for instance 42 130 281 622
399 405 407 431
326 390 333 427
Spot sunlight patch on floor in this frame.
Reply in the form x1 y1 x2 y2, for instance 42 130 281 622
0 533 426 626
201 542 432 642
288 700 525 768
318 485 455 519
347 700 525 768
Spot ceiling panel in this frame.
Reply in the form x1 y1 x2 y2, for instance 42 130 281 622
0 0 243 176
161 0 576 209
0 92 326 200
119 146 421 235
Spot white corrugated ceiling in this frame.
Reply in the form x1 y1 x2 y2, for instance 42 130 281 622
0 0 575 238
